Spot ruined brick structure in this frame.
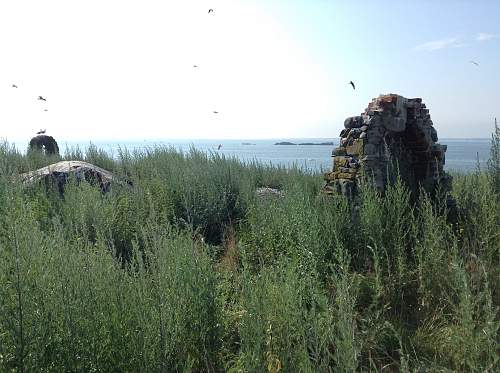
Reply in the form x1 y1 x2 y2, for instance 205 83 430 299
323 94 452 199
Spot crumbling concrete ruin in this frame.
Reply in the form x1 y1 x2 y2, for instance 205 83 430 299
21 161 117 196
324 94 453 201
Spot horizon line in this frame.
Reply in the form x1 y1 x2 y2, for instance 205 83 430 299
3 136 493 143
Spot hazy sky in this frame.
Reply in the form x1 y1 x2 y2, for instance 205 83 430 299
1 0 499 141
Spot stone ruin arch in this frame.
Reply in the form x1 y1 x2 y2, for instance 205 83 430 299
323 94 453 202
29 135 60 155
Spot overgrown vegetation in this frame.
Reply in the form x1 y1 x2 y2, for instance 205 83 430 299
0 137 498 372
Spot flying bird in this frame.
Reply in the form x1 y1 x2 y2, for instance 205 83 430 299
349 81 355 90
213 111 219 114
38 96 47 101
217 144 222 150
469 60 479 66
44 109 48 112
37 129 46 134
12 84 18 88
208 9 214 13
193 65 198 68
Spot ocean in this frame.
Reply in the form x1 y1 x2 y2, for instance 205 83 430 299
11 138 493 173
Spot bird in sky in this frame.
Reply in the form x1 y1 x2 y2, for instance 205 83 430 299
469 60 479 66
44 109 48 112
12 84 18 88
349 81 355 90
217 144 222 150
208 9 214 14
38 95 47 101
37 129 46 134
193 65 198 68
213 110 219 114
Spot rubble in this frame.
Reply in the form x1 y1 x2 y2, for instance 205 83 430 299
256 187 283 200
323 94 453 200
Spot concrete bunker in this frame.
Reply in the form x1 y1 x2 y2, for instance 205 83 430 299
21 161 118 196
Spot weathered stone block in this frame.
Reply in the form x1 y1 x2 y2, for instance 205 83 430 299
334 156 351 168
340 167 357 174
345 138 364 155
348 128 363 139
344 116 363 129
363 143 378 156
332 147 347 156
383 115 406 132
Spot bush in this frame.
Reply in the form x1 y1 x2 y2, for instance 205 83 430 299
0 140 498 372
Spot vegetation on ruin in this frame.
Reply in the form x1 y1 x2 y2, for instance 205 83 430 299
0 128 498 372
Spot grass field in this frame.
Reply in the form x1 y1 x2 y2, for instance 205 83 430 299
0 130 498 372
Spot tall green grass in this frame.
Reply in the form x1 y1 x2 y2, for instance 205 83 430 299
0 136 498 372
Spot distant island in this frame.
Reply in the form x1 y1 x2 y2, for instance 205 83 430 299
241 142 256 145
274 141 334 146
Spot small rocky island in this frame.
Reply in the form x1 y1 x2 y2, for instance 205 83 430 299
274 141 334 146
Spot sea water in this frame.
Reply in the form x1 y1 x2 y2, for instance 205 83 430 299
10 138 493 173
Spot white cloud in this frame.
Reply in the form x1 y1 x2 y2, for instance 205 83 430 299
477 32 495 41
412 37 463 52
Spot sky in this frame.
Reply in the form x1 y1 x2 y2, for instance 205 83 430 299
0 0 499 142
